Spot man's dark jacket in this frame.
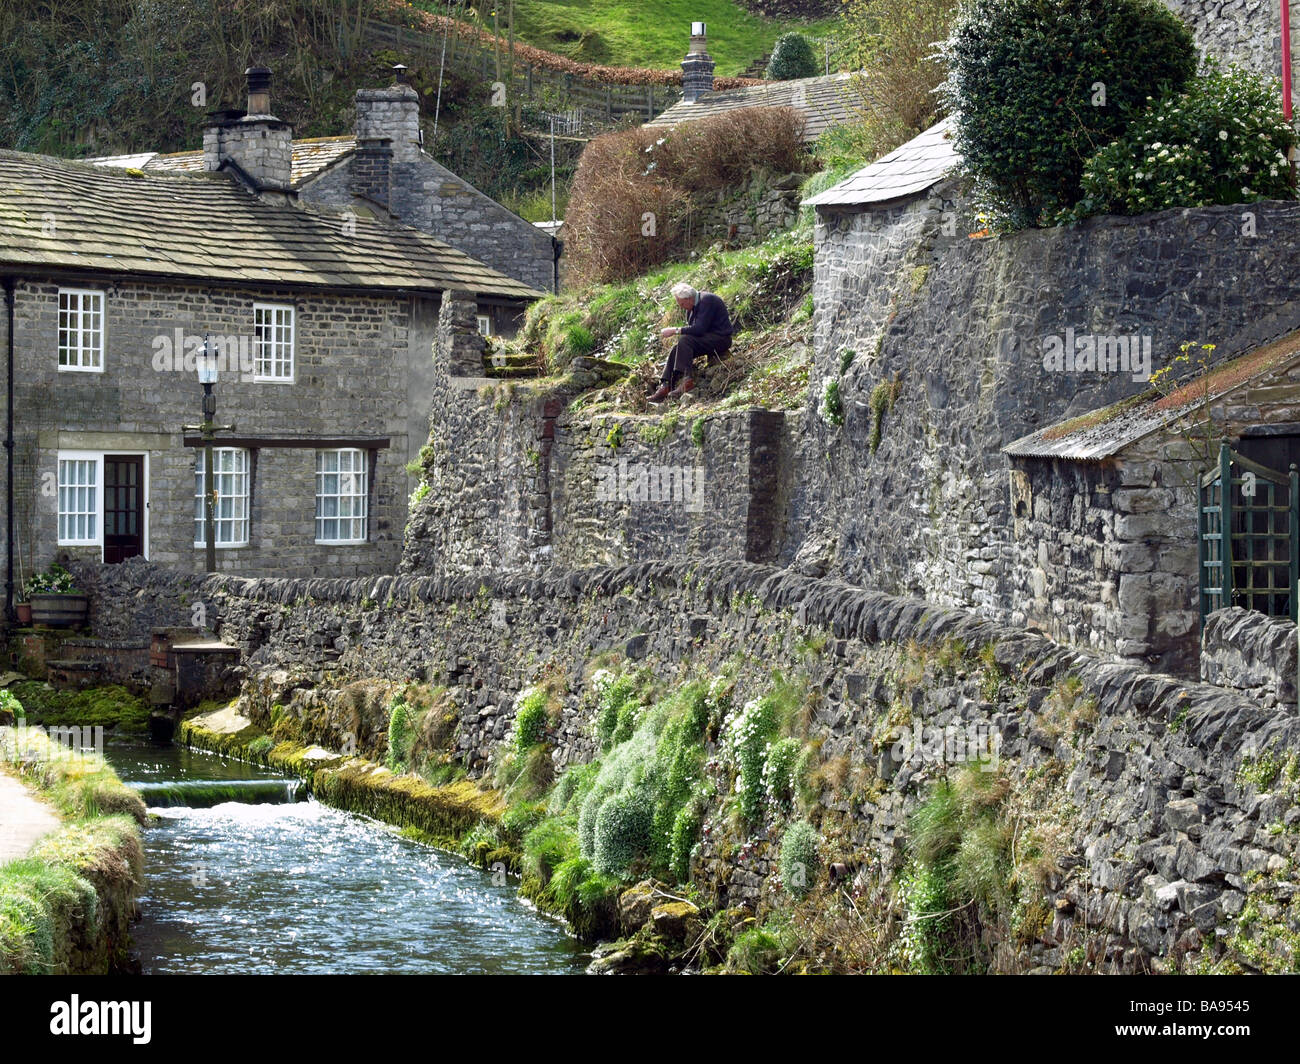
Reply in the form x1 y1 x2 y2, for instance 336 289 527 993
682 291 733 339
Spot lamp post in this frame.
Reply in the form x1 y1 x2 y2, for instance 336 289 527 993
184 336 233 574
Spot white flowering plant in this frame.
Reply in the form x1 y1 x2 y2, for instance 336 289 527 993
1066 60 1297 220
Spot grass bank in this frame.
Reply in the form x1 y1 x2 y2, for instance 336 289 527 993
0 717 146 975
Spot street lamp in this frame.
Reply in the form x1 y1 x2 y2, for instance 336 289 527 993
185 335 233 575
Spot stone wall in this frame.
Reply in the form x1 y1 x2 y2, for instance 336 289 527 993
692 172 804 247
72 555 1300 972
1202 606 1298 709
402 294 788 577
0 277 430 581
1162 1 1289 90
803 195 1300 665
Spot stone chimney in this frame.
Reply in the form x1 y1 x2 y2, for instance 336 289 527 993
681 22 715 103
350 137 393 210
354 65 422 164
203 66 293 191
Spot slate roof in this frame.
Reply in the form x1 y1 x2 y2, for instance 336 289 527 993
89 136 357 188
1004 331 1300 461
0 150 541 300
646 72 855 143
804 117 959 208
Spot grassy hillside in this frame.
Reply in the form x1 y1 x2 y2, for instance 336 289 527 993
410 0 838 74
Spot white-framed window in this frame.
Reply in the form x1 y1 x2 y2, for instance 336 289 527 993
57 452 102 545
194 448 250 547
316 449 368 544
253 303 294 381
476 314 492 337
57 288 105 371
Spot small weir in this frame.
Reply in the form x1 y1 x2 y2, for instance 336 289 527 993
122 778 304 808
106 741 586 974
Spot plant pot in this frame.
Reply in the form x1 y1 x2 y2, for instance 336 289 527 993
15 601 32 625
29 592 89 629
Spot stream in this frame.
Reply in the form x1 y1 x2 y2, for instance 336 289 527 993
104 741 587 975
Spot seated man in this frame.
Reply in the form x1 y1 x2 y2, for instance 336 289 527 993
649 282 734 403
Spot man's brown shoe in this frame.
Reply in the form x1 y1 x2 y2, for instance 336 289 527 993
668 376 695 399
648 384 672 403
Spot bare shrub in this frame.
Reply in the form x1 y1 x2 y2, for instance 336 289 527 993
565 107 810 286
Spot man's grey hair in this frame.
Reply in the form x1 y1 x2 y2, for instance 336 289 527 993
671 282 698 302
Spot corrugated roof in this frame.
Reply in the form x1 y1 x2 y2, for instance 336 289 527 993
804 117 959 208
646 72 855 143
90 136 356 188
1004 331 1300 460
0 150 541 300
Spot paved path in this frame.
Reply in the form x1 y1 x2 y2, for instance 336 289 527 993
0 768 60 864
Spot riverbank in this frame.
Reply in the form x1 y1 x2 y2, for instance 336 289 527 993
0 717 146 974
180 700 714 972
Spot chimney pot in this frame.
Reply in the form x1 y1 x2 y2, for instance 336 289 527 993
681 24 715 103
246 65 273 115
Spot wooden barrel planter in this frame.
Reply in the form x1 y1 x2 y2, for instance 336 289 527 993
29 592 89 628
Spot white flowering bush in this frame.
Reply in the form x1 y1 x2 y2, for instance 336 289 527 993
723 695 781 823
1068 61 1298 219
762 736 804 814
941 0 1196 229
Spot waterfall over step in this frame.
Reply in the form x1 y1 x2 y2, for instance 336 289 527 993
126 778 303 808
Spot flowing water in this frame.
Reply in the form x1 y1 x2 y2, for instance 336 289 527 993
105 741 587 975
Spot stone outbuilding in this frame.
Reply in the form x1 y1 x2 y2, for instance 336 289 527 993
1004 329 1300 675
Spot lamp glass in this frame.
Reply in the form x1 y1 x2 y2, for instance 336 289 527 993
692 21 705 35
197 355 218 385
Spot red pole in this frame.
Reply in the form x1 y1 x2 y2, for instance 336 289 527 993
1285 0 1294 120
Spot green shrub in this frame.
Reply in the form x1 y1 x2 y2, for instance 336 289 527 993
502 800 547 837
592 785 655 877
767 33 819 80
522 817 581 886
837 0 957 160
898 857 957 974
1068 60 1298 219
820 377 844 428
387 699 415 772
669 799 705 882
512 686 549 755
940 0 1196 228
725 919 796 973
779 819 820 899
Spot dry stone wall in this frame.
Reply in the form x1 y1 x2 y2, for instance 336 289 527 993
803 196 1300 668
71 556 1300 972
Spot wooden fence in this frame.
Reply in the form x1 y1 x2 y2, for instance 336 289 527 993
362 18 682 133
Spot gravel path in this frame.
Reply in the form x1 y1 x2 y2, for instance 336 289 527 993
0 767 60 864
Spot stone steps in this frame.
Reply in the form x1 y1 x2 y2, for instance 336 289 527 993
483 352 542 379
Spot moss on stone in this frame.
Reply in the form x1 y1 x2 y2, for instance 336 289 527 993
11 682 150 733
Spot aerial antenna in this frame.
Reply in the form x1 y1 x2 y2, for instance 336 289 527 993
432 0 454 141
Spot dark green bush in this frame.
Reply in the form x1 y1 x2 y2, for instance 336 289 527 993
941 0 1196 228
767 33 819 80
1068 60 1298 219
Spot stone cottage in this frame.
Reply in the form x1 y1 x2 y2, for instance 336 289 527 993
91 68 559 303
1004 329 1300 675
0 72 539 604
